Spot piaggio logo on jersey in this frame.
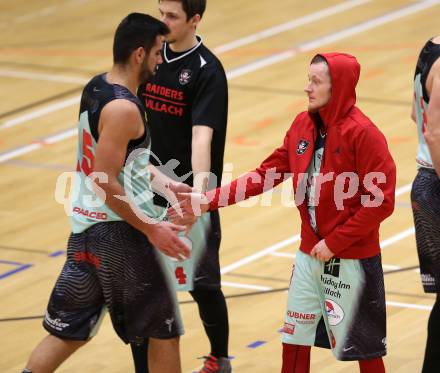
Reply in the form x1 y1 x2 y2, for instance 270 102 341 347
179 69 192 85
324 258 340 277
296 139 310 155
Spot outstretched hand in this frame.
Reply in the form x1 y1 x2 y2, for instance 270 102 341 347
168 192 210 221
165 182 197 228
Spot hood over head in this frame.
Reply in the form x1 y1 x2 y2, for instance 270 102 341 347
312 52 360 127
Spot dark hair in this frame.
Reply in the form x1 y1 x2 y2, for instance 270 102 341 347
113 13 169 64
159 0 206 20
310 54 328 65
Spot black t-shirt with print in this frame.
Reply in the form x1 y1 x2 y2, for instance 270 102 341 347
138 37 228 206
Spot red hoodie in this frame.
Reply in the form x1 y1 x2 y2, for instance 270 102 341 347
208 53 396 259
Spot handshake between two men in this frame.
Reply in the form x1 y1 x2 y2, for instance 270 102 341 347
148 182 209 261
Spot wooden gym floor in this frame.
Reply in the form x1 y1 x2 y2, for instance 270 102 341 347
0 0 438 371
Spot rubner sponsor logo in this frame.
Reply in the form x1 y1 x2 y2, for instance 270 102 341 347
287 311 316 324
287 311 316 320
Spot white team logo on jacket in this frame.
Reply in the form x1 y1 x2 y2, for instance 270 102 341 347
179 69 192 85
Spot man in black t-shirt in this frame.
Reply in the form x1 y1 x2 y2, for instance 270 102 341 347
131 1 231 372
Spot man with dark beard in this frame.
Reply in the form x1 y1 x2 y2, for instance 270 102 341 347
22 13 191 373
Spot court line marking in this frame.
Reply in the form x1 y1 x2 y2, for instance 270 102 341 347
386 301 432 311
220 182 413 275
0 1 368 84
11 1 90 24
269 260 405 274
213 0 370 54
1 0 433 130
221 281 272 291
0 98 79 130
271 258 404 273
221 235 301 275
395 183 412 197
271 252 296 258
15 6 57 23
0 261 33 280
0 259 25 266
0 127 77 163
0 70 88 84
226 0 440 79
1 0 426 309
381 227 415 248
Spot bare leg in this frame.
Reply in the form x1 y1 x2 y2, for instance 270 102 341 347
25 334 88 373
148 337 181 373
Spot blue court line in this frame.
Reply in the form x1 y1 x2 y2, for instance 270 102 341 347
0 263 33 280
247 340 266 349
49 250 65 257
0 259 24 266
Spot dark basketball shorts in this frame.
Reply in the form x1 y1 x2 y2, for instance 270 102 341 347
43 221 183 344
282 250 386 361
156 209 222 292
411 167 440 293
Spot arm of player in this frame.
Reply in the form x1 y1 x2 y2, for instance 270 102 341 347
148 163 193 197
191 125 213 193
148 164 196 227
92 99 190 259
169 123 294 216
425 70 440 177
167 125 213 224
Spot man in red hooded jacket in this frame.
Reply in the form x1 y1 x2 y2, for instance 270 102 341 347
172 53 396 373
